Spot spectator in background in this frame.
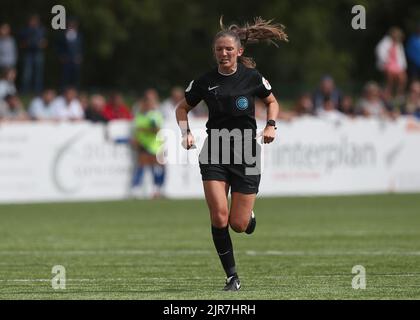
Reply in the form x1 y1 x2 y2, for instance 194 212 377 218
400 81 420 119
292 93 315 117
0 23 17 71
356 81 390 119
50 86 84 121
338 95 356 117
380 88 398 116
312 75 342 112
375 27 407 99
131 90 165 198
57 17 82 89
85 94 108 123
0 67 17 99
316 96 345 122
406 23 420 81
0 94 28 121
133 88 160 115
103 92 132 121
160 86 184 123
78 91 89 112
28 88 56 121
19 14 47 93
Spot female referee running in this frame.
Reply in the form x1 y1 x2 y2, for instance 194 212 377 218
176 17 287 291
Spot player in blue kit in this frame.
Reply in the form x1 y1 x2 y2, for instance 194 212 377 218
176 17 287 291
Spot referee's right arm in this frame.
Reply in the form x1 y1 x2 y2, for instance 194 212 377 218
176 98 195 149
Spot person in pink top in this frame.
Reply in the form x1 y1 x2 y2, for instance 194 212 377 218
376 27 407 99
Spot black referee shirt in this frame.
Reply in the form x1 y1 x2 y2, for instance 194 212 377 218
184 62 272 135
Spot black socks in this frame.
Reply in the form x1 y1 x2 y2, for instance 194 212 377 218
211 225 237 277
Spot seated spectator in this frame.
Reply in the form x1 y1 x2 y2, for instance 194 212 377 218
380 88 395 111
317 96 346 122
356 81 390 119
376 27 407 98
28 88 56 120
292 93 315 117
338 95 356 117
0 67 17 99
0 94 28 121
85 94 108 123
160 86 184 123
50 86 84 121
400 81 420 120
312 75 342 112
103 92 132 121
78 92 89 112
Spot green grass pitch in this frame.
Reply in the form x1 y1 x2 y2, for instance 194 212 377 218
0 193 419 299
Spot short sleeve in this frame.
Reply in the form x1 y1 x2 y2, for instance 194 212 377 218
184 79 202 107
255 72 272 99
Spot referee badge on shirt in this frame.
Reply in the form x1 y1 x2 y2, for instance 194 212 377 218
235 96 249 110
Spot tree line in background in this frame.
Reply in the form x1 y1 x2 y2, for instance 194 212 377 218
1 0 419 97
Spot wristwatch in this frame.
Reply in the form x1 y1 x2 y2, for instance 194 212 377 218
266 119 277 129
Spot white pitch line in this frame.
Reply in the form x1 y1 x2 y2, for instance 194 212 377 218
0 250 210 256
245 250 420 256
0 277 212 283
1 274 419 284
266 274 420 278
0 278 93 282
0 250 419 256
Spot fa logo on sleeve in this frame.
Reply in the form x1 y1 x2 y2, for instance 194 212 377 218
262 77 272 90
185 80 194 92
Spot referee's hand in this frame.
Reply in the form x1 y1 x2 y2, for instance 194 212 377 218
181 132 195 150
263 125 276 144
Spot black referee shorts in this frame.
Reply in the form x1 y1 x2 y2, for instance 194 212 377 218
199 163 261 194
198 135 261 194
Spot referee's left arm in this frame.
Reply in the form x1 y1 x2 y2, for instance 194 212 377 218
262 93 280 144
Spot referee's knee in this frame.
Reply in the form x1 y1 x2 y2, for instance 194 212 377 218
210 209 229 229
229 216 248 233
